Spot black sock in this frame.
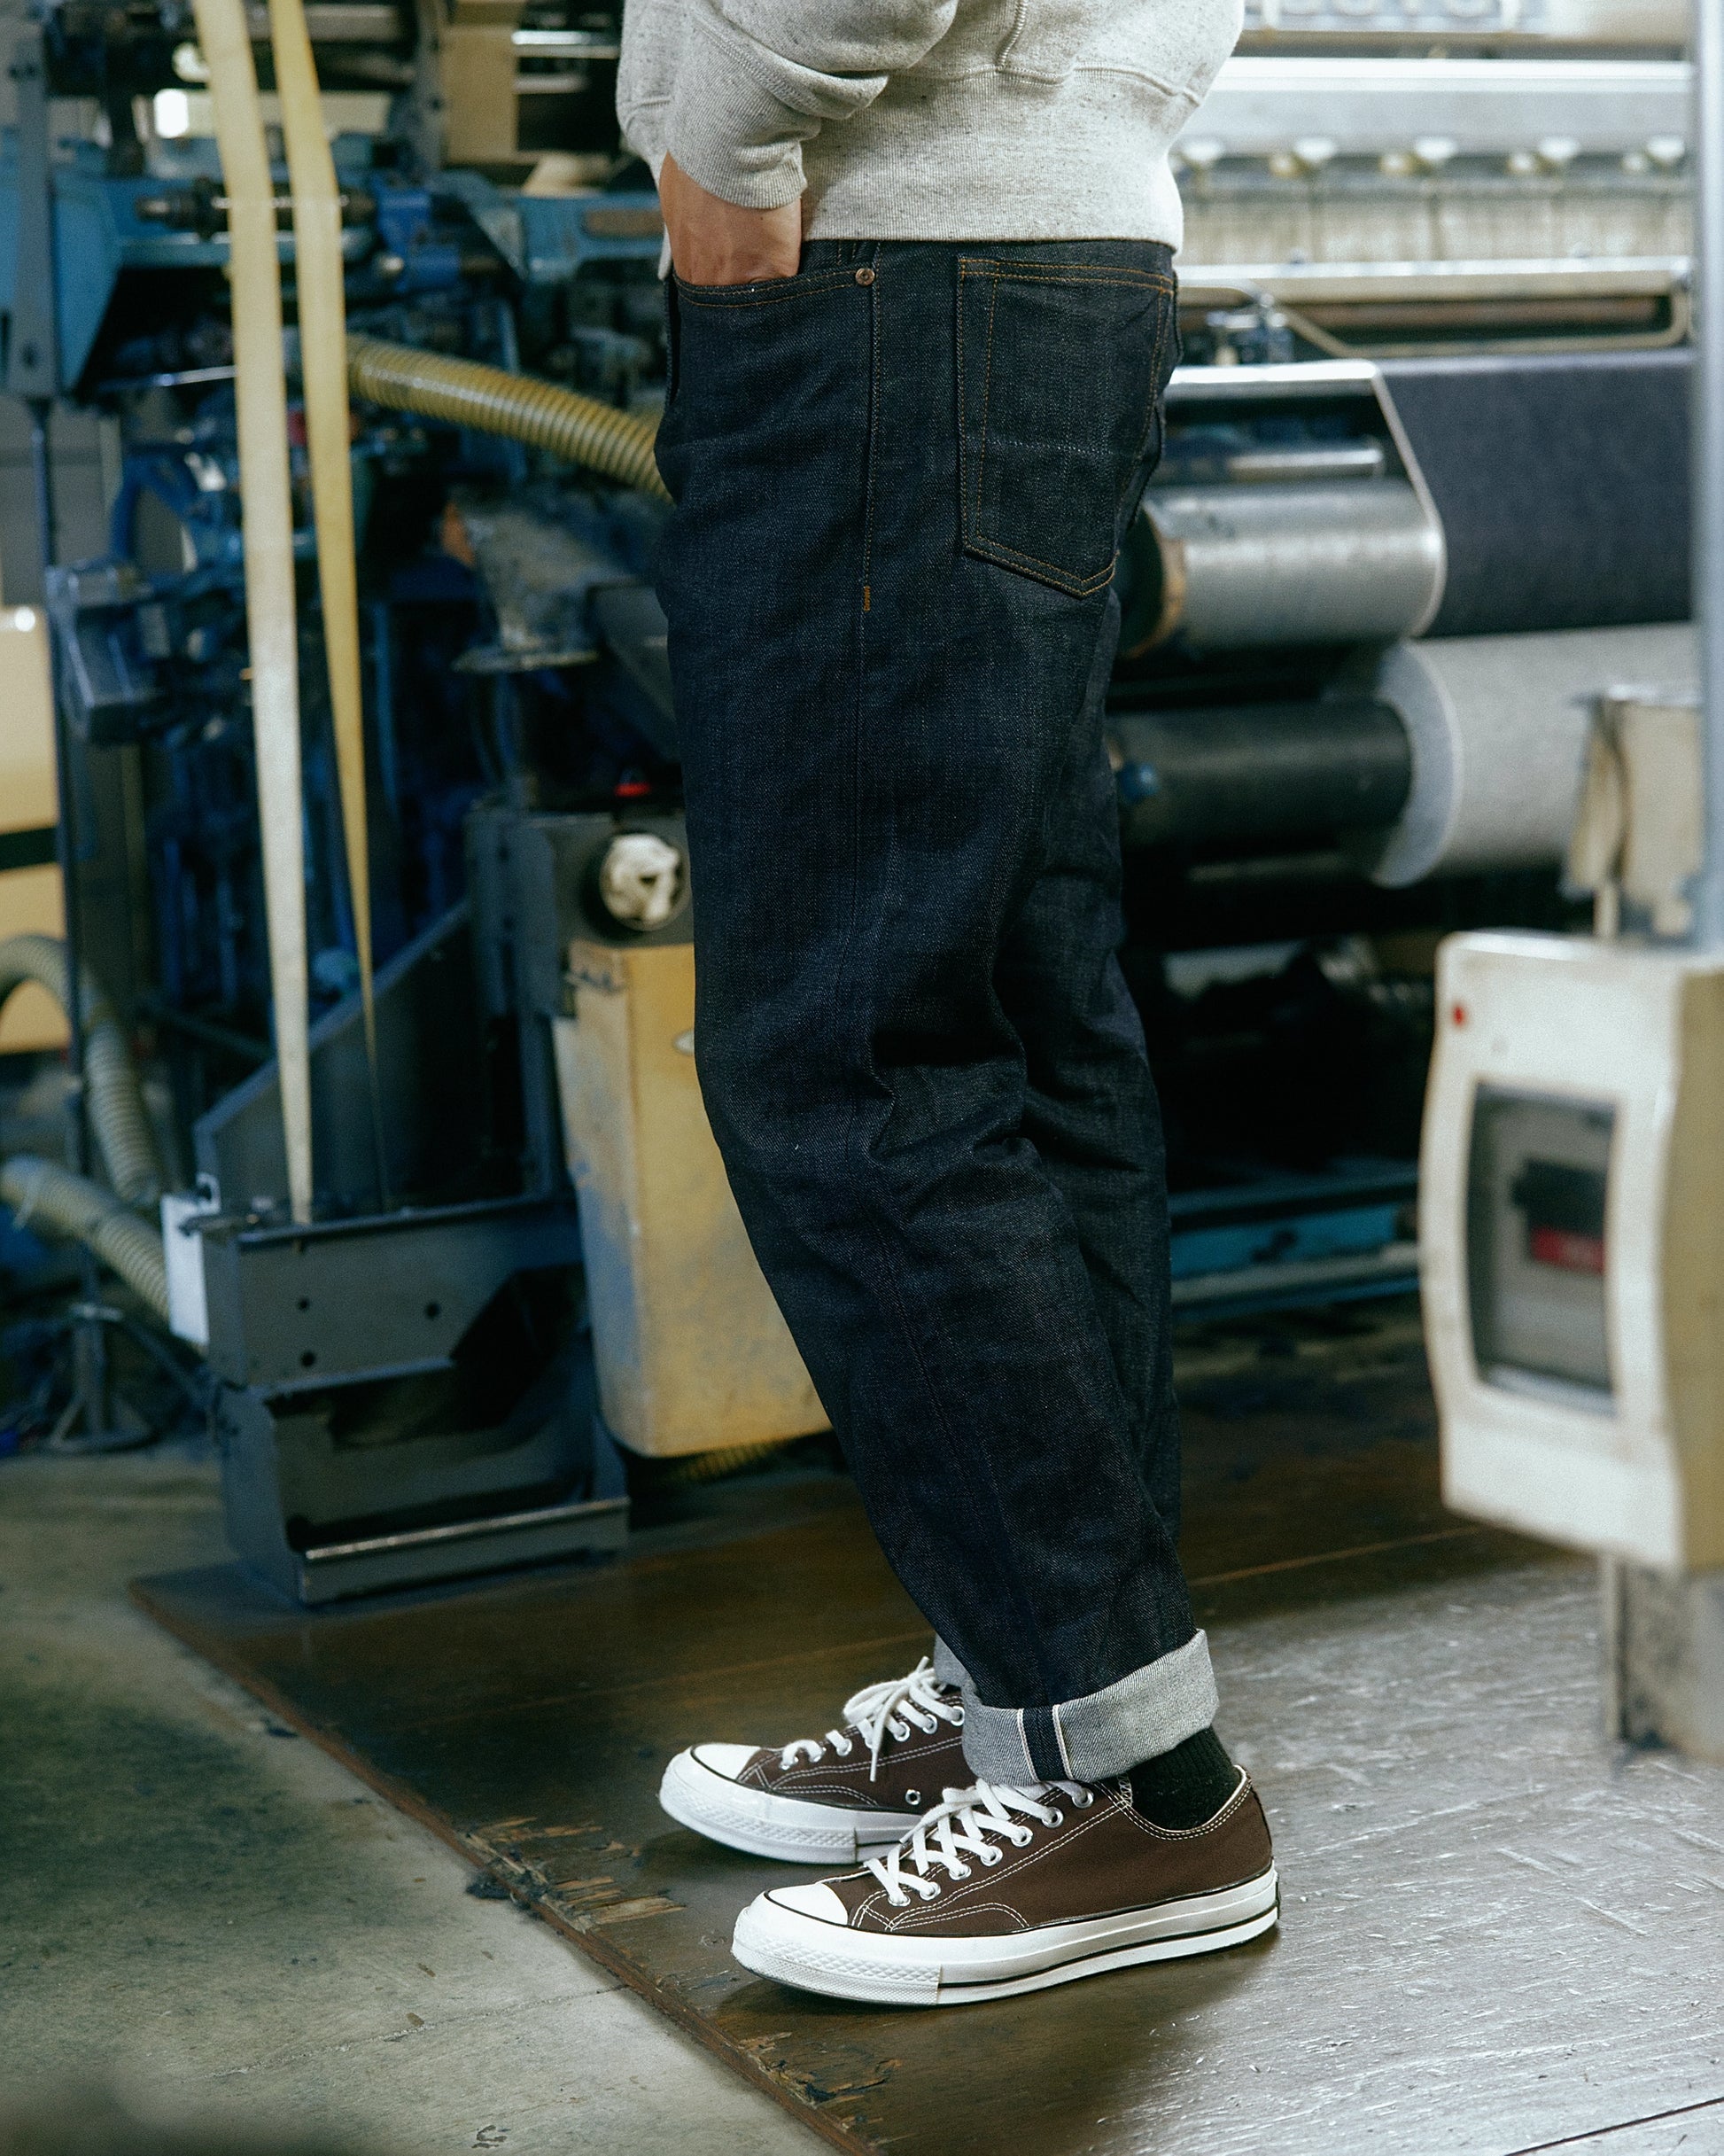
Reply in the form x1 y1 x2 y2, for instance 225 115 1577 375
1128 1727 1238 1830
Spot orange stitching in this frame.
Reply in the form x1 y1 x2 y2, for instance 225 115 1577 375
1108 284 1176 533
954 259 969 539
958 264 1176 295
674 270 858 309
860 253 880 601
975 268 1002 532
957 262 1171 591
967 536 1119 596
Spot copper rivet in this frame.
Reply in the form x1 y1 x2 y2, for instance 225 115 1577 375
855 266 876 286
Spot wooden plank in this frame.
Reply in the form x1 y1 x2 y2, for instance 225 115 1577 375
133 1312 1724 2155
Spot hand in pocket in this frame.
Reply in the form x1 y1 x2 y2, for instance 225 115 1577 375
661 153 802 288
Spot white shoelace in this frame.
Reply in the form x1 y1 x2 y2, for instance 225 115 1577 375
778 1657 965 1782
863 1779 1096 1907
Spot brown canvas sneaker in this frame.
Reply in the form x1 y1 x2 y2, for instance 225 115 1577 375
730 1770 1277 2004
658 1658 967 1864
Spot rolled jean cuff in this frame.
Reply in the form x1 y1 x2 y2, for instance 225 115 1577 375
959 1630 1218 1785
932 1636 969 1691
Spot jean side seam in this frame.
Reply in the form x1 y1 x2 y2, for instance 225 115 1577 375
835 265 1066 1711
954 262 972 538
1108 286 1175 540
859 257 881 600
973 267 1001 540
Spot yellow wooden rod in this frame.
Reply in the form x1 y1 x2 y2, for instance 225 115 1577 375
268 0 376 1076
190 0 313 1223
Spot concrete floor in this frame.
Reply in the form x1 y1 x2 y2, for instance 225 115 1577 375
0 1449 816 2155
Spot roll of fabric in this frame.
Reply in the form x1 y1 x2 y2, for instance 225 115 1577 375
1369 621 1697 887
1382 350 1691 640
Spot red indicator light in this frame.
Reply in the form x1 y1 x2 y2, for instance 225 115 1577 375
614 779 653 799
1451 1002 1468 1026
1528 1226 1606 1276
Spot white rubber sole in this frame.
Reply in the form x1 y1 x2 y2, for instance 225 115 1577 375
657 1747 920 1865
730 1867 1280 2005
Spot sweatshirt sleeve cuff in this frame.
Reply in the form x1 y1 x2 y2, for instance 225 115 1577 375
664 27 814 208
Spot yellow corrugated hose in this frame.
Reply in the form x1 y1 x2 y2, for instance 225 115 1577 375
270 0 377 1080
192 0 315 1223
346 338 672 502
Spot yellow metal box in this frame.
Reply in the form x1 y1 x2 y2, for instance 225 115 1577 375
554 937 827 1459
0 605 65 1054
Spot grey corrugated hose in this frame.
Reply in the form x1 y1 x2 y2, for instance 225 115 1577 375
0 933 165 1206
0 935 171 1318
1 1156 170 1319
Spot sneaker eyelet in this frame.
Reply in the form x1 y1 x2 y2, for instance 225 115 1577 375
952 1707 966 1724
1047 1810 1064 1826
981 1849 1002 1866
889 1719 908 1740
1010 1831 1033 1848
905 1789 921 1807
1075 1790 1095 1808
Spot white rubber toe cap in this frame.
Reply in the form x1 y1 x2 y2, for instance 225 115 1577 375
689 1742 758 1782
765 1881 850 1926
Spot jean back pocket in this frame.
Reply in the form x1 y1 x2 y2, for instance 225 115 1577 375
957 256 1177 598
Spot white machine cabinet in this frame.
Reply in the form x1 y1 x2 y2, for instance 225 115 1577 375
1422 930 1724 1573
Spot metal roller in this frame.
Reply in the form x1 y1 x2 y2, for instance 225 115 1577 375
1110 697 1411 856
1118 480 1444 655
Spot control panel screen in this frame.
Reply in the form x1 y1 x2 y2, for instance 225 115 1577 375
1465 1086 1614 1407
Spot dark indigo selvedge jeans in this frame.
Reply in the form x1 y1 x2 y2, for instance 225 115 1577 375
653 239 1216 1784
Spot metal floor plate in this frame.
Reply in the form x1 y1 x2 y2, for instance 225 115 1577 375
133 1310 1724 2155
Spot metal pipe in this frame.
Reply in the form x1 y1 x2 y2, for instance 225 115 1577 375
1691 0 1724 946
1117 482 1443 657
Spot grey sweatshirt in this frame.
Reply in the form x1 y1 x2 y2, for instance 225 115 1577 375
617 0 1242 248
